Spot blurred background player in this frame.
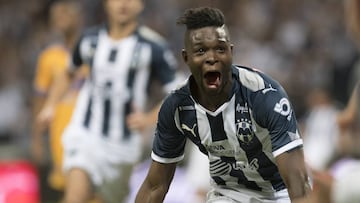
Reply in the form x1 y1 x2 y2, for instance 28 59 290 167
37 0 179 202
31 0 84 200
302 86 340 171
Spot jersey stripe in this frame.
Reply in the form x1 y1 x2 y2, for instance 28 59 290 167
102 98 111 136
108 48 117 62
88 36 98 68
123 100 131 140
71 25 177 155
207 113 227 142
83 97 92 128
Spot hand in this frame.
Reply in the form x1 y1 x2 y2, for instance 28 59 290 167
126 110 150 133
36 104 55 128
311 169 334 203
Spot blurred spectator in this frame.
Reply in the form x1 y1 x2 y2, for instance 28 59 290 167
31 0 84 201
294 0 360 202
294 82 360 203
302 87 340 170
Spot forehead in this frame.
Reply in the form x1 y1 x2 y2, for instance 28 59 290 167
188 26 229 44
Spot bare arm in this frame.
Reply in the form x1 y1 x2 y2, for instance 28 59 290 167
276 147 311 201
127 102 162 132
135 160 177 203
30 94 47 165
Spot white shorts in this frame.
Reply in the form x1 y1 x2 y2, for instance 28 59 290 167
61 124 142 186
207 187 290 203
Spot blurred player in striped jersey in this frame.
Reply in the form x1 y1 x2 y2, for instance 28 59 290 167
37 0 179 202
136 7 310 203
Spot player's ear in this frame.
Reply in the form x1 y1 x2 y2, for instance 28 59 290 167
181 49 188 63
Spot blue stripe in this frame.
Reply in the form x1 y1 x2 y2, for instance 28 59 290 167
207 113 227 142
89 38 98 67
122 43 141 140
212 176 226 186
123 101 131 140
108 48 118 62
102 81 112 136
83 97 92 128
102 98 110 136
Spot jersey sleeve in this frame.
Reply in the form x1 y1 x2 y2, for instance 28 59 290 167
150 44 179 93
152 95 187 163
70 27 100 72
252 80 303 157
33 47 69 95
33 50 52 95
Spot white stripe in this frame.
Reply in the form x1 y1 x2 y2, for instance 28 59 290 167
273 139 303 157
133 44 151 110
151 151 184 163
195 103 212 145
237 67 265 92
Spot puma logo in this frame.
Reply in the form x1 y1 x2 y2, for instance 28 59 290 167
262 84 277 94
181 123 197 138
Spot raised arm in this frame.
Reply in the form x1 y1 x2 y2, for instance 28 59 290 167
276 147 311 201
135 160 177 203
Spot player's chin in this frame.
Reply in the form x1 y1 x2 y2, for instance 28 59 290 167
203 86 223 96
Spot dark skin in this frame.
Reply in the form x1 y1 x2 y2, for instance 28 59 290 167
135 26 310 202
183 26 234 112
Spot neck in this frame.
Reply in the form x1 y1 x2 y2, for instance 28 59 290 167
64 30 79 49
108 20 138 40
191 78 233 112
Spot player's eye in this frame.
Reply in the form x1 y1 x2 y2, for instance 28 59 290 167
216 46 226 53
196 48 205 54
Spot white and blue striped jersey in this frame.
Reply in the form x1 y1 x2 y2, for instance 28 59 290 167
69 24 178 142
152 65 303 193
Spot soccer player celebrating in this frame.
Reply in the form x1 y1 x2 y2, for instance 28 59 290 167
136 7 310 203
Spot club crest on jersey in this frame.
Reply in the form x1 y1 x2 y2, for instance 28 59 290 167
236 103 249 114
235 118 254 144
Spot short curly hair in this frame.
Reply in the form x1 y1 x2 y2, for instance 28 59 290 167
176 7 225 30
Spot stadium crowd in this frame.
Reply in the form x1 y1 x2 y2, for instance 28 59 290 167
0 0 359 203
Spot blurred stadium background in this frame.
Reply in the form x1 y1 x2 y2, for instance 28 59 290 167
0 0 358 202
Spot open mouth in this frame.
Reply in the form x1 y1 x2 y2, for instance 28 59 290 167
204 71 221 87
